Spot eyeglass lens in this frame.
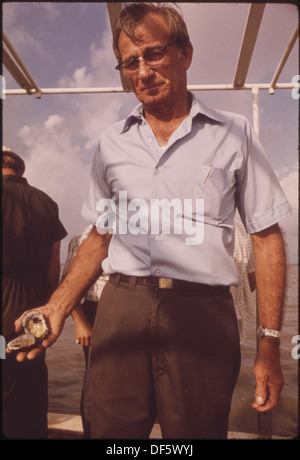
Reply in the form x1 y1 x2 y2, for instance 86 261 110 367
124 49 165 71
117 44 174 72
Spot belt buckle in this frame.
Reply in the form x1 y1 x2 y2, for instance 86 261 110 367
158 277 173 289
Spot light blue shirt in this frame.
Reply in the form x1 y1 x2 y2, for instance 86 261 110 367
82 93 291 286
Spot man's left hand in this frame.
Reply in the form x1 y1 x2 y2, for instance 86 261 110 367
252 338 284 412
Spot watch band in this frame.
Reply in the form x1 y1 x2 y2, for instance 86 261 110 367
257 325 280 339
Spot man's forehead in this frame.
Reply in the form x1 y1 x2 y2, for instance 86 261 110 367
118 13 170 49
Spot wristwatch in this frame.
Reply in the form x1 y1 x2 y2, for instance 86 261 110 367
257 325 280 339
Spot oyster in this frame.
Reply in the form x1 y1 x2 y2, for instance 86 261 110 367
23 310 48 340
7 333 36 351
7 310 48 351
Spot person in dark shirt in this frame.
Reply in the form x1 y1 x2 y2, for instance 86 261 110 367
2 146 67 439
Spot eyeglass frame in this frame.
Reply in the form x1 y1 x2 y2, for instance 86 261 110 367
115 42 175 72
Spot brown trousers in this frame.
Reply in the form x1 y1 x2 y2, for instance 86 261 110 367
88 276 241 439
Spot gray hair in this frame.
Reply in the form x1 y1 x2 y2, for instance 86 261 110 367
113 3 192 63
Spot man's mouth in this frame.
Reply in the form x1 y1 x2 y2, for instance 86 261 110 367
141 83 163 92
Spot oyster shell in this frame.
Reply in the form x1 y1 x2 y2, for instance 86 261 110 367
7 310 48 351
23 310 48 340
7 333 36 351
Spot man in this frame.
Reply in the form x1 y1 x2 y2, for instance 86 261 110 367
12 3 291 439
2 146 67 438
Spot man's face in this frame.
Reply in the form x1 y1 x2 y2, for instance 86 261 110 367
117 13 193 112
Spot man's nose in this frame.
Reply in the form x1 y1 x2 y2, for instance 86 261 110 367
137 59 155 79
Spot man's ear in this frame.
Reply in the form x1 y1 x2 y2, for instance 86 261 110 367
181 43 193 70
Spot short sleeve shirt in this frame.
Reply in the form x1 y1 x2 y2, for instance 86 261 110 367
2 175 67 339
82 93 291 286
3 175 67 278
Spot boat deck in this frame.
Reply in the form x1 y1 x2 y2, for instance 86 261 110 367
47 412 287 440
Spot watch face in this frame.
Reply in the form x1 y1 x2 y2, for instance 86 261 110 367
257 326 264 338
257 326 280 338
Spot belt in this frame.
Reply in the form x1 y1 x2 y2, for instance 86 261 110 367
109 273 229 293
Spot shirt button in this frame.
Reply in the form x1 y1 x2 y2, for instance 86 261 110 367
147 137 153 143
155 235 160 241
158 165 164 171
155 269 161 276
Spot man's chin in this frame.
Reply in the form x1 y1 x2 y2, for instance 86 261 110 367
137 89 170 109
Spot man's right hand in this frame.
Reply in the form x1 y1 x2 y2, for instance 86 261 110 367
7 228 112 362
6 305 67 362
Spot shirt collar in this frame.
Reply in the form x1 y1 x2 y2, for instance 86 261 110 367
189 93 227 124
2 175 28 184
121 92 226 133
121 106 144 133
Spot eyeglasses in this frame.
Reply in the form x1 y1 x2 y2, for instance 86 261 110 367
115 43 175 73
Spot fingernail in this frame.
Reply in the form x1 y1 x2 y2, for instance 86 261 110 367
257 396 264 405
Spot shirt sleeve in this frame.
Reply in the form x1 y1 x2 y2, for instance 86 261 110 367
236 119 292 233
52 201 68 242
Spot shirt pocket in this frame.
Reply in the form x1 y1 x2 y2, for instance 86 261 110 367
193 165 236 225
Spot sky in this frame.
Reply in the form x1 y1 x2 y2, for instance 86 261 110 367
2 2 299 264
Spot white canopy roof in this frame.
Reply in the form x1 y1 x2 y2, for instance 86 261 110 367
2 3 299 99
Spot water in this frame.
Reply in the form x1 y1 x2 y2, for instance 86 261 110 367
46 265 299 438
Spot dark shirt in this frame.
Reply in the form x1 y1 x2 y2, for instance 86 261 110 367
2 175 67 339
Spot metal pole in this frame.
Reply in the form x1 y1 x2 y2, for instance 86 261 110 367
233 4 266 88
269 23 299 94
252 87 260 138
4 83 299 97
2 32 42 98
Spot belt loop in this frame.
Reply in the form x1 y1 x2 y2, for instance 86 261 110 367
116 273 121 286
129 276 137 291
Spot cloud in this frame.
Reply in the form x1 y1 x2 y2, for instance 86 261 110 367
14 13 135 258
5 24 44 58
33 3 61 19
55 16 135 151
44 114 65 131
58 13 116 83
20 115 89 204
3 3 61 58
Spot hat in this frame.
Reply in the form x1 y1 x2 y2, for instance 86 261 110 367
2 145 26 176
